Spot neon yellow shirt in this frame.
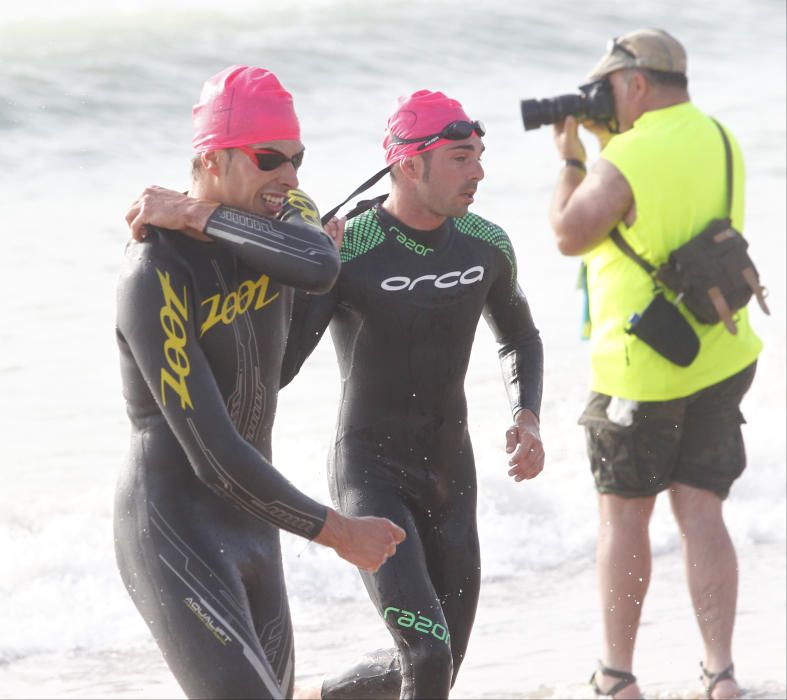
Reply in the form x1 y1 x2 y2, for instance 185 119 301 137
585 101 762 401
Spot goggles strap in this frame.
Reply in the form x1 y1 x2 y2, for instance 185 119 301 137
320 165 391 225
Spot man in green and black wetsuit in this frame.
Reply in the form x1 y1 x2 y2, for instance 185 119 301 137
279 90 545 699
116 65 404 700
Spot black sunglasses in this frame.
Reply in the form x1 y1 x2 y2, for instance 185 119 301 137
237 146 305 171
389 120 486 152
607 37 637 60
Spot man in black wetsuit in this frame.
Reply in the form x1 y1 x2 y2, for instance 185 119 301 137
281 90 545 699
115 65 404 700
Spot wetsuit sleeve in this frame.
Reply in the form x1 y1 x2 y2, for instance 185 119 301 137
482 246 544 420
204 189 340 293
280 287 339 388
117 250 327 539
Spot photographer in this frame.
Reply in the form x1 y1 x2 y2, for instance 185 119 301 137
542 29 761 699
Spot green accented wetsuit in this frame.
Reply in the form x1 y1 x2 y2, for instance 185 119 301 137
281 205 543 699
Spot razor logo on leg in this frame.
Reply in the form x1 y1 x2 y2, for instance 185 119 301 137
383 606 450 645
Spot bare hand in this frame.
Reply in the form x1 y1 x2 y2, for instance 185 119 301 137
125 185 217 242
323 216 347 250
505 409 545 482
316 509 406 572
553 116 587 163
579 118 614 150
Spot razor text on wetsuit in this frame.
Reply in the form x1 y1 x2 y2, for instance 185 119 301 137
383 606 451 645
391 226 434 256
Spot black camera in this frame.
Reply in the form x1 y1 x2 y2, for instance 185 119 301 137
520 80 616 131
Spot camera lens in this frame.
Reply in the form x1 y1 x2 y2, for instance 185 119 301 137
520 94 587 131
520 80 616 133
520 99 548 130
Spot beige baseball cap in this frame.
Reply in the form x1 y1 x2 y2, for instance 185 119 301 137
587 28 687 81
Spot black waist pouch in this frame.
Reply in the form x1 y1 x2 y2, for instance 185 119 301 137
626 293 700 367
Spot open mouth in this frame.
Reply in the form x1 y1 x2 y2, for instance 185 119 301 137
261 193 286 212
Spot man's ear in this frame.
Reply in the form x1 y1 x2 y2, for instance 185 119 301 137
201 150 225 175
398 156 421 182
632 70 650 99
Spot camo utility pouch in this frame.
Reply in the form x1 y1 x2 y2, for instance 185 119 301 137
626 292 700 367
654 218 767 332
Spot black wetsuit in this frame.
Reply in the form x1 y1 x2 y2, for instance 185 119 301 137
281 205 543 699
114 196 339 699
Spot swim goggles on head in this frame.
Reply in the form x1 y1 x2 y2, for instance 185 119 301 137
321 120 487 224
388 120 486 151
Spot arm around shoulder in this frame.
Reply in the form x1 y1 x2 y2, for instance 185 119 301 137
205 192 341 293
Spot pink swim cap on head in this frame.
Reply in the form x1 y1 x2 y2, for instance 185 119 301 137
192 65 301 154
383 89 473 166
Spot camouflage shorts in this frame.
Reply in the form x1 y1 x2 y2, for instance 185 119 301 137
578 363 757 499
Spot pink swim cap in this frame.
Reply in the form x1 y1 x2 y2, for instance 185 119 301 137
383 89 473 166
192 65 301 154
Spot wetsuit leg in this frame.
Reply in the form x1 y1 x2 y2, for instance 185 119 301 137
115 494 289 699
323 503 481 698
322 439 479 700
328 494 452 699
420 480 481 686
247 556 297 695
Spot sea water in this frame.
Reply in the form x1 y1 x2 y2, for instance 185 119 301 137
0 0 784 693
